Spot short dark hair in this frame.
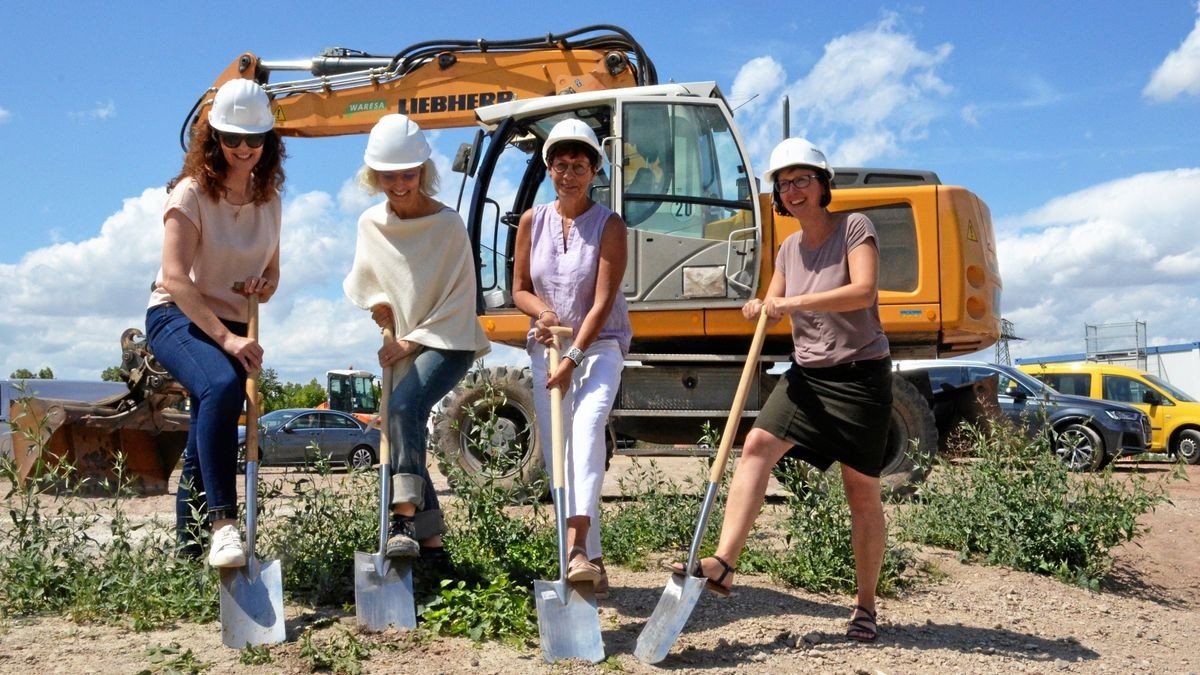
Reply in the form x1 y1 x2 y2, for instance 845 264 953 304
545 140 600 168
771 170 831 215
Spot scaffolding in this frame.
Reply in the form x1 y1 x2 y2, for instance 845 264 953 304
1085 320 1148 371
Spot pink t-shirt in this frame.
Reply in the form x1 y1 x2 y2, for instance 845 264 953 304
148 177 281 323
777 212 889 367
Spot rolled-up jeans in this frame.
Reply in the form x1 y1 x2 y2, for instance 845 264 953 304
388 346 474 540
145 304 246 553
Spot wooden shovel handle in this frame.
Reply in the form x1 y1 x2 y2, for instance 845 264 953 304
243 290 261 463
708 309 771 482
378 328 396 466
546 326 574 490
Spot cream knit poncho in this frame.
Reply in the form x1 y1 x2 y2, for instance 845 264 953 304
343 203 490 380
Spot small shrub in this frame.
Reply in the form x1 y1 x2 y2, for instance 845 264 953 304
419 574 536 644
600 459 711 569
299 627 372 674
896 422 1172 589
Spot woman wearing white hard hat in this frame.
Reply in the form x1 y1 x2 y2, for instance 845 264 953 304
146 78 287 566
344 113 490 566
670 138 892 642
511 118 632 597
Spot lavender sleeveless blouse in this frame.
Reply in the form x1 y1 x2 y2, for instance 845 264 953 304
527 201 632 354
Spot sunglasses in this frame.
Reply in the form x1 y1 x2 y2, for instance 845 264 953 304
215 131 268 149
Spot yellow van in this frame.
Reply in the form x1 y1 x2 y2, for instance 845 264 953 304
1018 362 1200 464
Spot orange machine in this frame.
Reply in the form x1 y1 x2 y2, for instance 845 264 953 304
178 25 1003 497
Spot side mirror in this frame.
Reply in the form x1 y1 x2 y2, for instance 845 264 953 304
1006 386 1028 403
451 142 473 174
282 423 295 434
1143 390 1164 405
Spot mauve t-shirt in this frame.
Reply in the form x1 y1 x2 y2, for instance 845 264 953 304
776 212 890 367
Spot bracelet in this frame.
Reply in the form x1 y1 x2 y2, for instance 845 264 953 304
537 308 558 321
564 346 585 367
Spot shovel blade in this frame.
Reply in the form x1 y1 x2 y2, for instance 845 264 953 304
634 573 707 664
219 559 286 648
533 579 605 663
353 551 416 631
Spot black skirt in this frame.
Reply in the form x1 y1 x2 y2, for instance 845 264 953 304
754 357 893 477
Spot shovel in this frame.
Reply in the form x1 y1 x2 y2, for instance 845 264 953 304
534 327 605 664
354 327 416 631
220 286 286 648
635 309 770 664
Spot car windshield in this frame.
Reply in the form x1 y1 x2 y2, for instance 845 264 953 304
1144 373 1197 402
1001 367 1053 395
258 409 297 432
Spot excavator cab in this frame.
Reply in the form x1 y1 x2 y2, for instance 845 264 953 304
464 83 762 346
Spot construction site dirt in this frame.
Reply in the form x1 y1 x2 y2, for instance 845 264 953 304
0 458 1196 674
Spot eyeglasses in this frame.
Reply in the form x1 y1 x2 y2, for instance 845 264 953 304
776 175 819 192
216 131 267 149
549 162 593 176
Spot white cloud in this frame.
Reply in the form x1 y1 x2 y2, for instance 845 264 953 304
1144 5 1200 101
731 12 954 172
0 106 10 124
998 169 1200 360
70 100 117 121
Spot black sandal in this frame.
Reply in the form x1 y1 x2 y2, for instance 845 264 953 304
662 555 734 598
846 604 878 642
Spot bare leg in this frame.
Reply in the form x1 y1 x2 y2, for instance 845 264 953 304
686 429 791 587
841 464 884 620
566 515 590 560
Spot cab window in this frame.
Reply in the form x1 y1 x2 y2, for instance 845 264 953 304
836 204 918 293
1102 375 1157 405
620 102 753 238
1043 373 1091 397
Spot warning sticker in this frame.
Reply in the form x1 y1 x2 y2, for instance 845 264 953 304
967 221 978 242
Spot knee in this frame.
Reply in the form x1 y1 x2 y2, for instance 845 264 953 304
739 429 785 463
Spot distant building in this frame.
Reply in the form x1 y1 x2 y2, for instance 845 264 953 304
1016 341 1200 399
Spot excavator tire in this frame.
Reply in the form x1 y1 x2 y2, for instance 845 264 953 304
431 366 546 503
879 376 939 499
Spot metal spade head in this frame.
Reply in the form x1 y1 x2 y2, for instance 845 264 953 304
533 578 605 664
354 551 416 631
219 558 286 648
634 570 707 663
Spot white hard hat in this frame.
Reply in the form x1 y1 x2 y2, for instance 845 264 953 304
363 114 431 171
208 79 274 134
542 118 603 165
762 137 835 187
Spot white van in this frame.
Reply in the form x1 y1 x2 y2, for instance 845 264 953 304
1 379 129 458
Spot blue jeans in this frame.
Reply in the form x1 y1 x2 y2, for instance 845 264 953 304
146 304 246 553
388 346 474 539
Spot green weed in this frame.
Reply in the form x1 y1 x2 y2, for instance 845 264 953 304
419 575 536 644
299 627 372 674
238 643 273 665
141 641 212 673
896 421 1173 589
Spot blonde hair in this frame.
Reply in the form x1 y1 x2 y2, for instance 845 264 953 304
357 160 440 197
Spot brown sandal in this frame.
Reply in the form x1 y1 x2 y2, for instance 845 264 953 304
662 555 734 598
846 605 878 642
566 547 601 583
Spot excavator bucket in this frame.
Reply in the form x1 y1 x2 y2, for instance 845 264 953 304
7 328 189 495
9 393 188 494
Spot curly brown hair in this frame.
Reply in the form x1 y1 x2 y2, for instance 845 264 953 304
168 117 287 203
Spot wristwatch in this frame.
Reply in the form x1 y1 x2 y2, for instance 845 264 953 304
564 346 585 367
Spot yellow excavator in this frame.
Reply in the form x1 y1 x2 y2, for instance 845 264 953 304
15 25 1000 497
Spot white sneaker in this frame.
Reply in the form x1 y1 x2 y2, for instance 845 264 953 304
208 524 247 568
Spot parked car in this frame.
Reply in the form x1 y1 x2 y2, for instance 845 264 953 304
1019 361 1200 464
238 408 380 471
895 360 1151 471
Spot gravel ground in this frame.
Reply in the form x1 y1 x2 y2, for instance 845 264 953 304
0 460 1195 674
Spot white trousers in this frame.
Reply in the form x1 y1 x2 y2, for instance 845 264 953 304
530 338 624 560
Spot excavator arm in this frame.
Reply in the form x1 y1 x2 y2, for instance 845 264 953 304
180 24 657 146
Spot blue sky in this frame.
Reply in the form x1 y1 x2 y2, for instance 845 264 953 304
3 2 1199 384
